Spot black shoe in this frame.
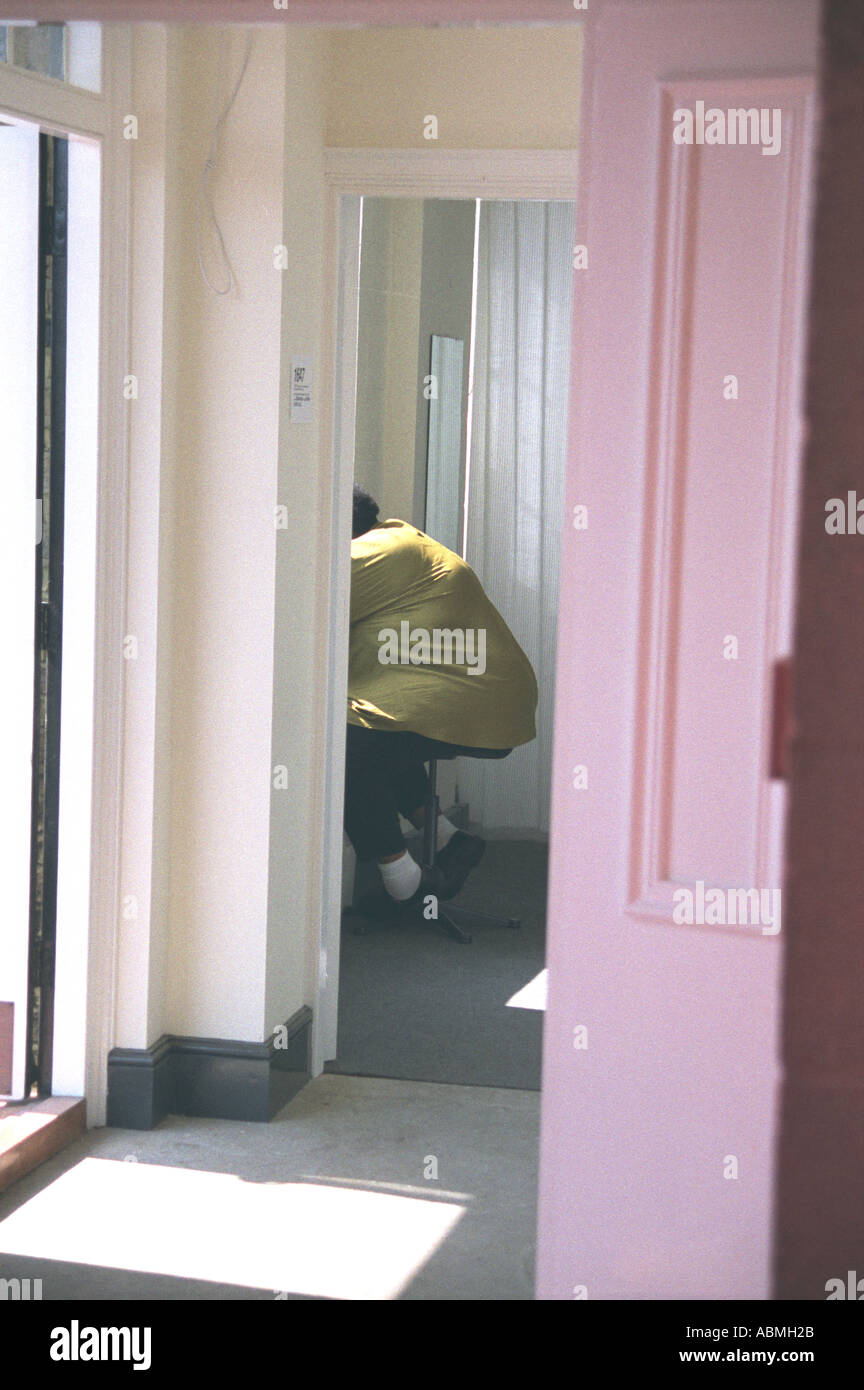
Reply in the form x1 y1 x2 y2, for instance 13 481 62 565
350 846 481 927
398 862 461 913
436 831 486 893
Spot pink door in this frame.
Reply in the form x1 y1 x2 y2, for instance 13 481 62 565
538 0 818 1299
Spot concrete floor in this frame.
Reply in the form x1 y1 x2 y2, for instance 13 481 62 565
0 1074 540 1301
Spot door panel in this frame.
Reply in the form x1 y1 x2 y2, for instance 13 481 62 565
537 0 818 1299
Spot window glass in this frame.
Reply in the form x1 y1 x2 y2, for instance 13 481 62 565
12 23 66 81
0 22 101 93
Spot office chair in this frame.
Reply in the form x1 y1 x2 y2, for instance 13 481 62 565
348 756 521 945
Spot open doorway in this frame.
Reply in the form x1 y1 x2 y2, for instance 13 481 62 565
0 89 103 1139
324 194 575 1091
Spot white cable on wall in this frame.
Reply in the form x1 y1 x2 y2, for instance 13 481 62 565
194 28 254 296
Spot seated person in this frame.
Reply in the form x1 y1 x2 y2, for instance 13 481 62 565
344 484 538 914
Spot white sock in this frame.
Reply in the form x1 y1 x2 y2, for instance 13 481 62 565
379 851 422 901
436 816 458 851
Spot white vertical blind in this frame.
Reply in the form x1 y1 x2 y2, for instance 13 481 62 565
461 199 575 834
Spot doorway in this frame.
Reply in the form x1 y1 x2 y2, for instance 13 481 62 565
324 193 576 1092
0 103 104 1118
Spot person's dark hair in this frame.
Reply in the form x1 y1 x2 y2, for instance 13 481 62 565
352 483 380 538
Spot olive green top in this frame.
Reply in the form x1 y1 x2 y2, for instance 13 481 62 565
348 519 538 749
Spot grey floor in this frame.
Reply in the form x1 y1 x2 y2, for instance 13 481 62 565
0 1074 540 1301
330 839 547 1089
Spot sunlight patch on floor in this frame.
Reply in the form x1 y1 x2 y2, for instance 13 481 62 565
506 968 547 1011
0 1157 465 1300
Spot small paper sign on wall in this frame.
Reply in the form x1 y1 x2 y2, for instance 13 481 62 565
290 357 314 423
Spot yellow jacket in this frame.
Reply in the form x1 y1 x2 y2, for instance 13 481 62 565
348 519 538 749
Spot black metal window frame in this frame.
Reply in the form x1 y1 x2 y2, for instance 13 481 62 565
26 130 68 1098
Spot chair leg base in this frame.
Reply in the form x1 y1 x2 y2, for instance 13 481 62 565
343 901 521 943
435 909 473 944
435 902 521 945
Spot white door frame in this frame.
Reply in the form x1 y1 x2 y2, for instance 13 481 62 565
0 27 132 1121
313 147 580 1072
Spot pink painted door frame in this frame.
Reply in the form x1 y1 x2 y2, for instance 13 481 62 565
2 1 580 22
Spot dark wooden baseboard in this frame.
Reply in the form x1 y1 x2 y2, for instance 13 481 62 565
106 1006 312 1130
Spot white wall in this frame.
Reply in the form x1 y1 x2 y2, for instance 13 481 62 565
265 27 330 1034
327 26 582 148
115 25 328 1050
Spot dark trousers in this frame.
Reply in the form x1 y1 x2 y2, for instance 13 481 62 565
344 724 512 861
